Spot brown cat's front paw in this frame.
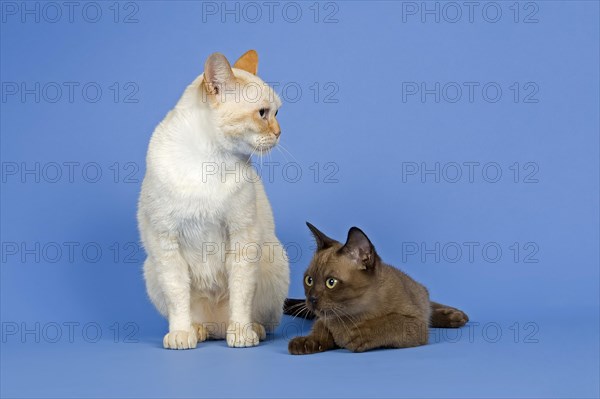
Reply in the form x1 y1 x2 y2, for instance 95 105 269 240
288 336 326 355
345 337 375 353
341 327 376 353
341 327 375 352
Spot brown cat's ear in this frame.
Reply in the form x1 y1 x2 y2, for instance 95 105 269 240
233 50 258 75
306 222 336 251
342 227 376 270
204 53 234 95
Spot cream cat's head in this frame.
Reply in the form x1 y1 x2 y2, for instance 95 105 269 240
202 50 282 155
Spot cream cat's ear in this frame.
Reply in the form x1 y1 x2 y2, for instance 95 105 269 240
204 53 235 94
306 222 336 250
233 50 258 75
342 227 377 270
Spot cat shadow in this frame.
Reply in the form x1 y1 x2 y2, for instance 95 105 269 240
273 315 314 354
272 324 473 355
428 325 471 345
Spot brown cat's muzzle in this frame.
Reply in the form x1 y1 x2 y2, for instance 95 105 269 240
307 296 326 316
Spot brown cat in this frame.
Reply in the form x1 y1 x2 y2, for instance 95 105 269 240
284 223 468 354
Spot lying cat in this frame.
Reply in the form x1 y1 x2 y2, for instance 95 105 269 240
284 223 468 354
138 50 289 349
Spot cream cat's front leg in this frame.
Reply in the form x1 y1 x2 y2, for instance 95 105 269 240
226 229 261 347
155 234 198 350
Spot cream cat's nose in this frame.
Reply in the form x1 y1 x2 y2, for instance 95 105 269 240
270 119 281 138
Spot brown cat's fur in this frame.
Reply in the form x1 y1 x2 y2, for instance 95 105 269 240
285 223 468 354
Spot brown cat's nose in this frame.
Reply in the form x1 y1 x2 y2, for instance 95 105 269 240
308 296 318 305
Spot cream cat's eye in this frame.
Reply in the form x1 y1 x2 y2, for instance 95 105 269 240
305 276 313 286
259 108 268 119
326 278 338 289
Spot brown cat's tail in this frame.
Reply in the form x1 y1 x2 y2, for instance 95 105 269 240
283 298 316 320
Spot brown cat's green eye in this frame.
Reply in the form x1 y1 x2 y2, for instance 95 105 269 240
326 278 338 289
305 276 313 286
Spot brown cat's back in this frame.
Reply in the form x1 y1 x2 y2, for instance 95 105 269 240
379 263 431 321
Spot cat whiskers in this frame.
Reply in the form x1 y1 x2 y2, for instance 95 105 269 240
246 146 257 164
331 306 363 343
320 310 329 344
258 147 265 171
275 146 290 163
267 145 273 165
287 301 317 336
277 142 299 164
336 307 363 336
286 301 308 320
288 301 315 333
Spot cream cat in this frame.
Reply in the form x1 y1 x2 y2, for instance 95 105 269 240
138 50 289 349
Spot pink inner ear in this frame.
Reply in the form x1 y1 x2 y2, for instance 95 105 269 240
345 228 372 255
205 54 234 89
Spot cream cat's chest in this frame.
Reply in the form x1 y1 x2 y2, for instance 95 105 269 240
169 180 259 251
154 163 258 222
169 167 255 208
178 217 230 296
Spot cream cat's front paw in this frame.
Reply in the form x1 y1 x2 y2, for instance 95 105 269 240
252 323 267 341
192 323 209 342
163 328 198 350
226 322 260 347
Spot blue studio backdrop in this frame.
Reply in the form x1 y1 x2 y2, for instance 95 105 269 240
1 1 599 398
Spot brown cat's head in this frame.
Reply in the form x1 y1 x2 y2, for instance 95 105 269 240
302 222 381 318
201 50 282 155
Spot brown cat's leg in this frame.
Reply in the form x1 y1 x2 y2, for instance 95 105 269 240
430 301 469 328
344 314 429 353
288 319 337 355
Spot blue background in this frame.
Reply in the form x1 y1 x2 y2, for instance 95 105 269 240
1 1 599 398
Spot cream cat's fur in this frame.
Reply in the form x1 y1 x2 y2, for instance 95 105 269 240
138 50 289 349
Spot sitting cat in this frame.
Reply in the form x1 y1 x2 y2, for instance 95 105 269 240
138 50 289 349
285 223 468 354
